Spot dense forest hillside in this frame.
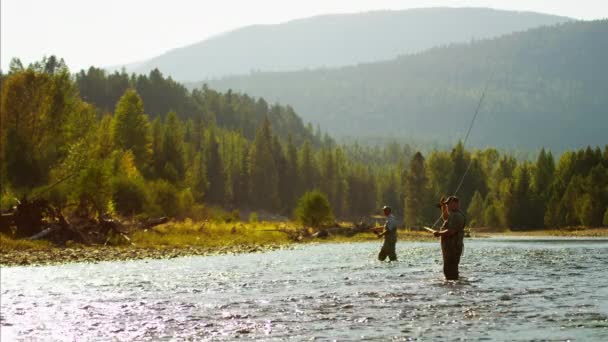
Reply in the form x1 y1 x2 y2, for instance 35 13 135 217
123 8 569 81
73 66 319 145
2 57 607 229
207 20 608 152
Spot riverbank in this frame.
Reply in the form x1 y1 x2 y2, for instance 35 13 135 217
0 218 436 266
1 219 293 267
2 222 607 267
470 227 608 238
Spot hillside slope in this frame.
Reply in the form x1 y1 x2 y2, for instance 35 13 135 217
206 20 608 151
124 8 570 81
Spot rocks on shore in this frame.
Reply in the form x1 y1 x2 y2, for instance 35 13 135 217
0 244 289 267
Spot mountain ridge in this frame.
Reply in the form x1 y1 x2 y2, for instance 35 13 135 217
116 7 571 81
204 19 608 152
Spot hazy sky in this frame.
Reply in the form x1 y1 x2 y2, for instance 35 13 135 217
2 0 607 71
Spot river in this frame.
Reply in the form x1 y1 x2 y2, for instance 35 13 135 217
2 238 607 341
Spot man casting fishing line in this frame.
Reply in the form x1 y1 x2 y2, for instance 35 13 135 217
421 72 490 279
428 196 466 280
371 205 398 261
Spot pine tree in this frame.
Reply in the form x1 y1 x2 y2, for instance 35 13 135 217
204 126 225 205
334 147 350 217
151 117 163 177
161 111 185 182
509 163 533 229
426 150 453 200
319 147 337 209
186 152 208 202
298 140 317 195
248 117 279 211
283 135 299 212
467 191 484 227
534 148 555 200
272 135 289 213
405 152 429 227
111 89 150 170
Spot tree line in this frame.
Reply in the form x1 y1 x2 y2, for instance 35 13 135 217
1 56 607 228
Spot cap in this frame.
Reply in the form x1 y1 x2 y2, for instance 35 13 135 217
436 196 459 208
382 205 392 212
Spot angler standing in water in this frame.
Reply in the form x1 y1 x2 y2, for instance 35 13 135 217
372 205 398 261
433 196 466 280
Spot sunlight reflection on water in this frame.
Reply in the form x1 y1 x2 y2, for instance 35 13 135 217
2 238 608 340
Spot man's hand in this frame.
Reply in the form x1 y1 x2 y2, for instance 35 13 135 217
434 229 455 237
370 226 384 238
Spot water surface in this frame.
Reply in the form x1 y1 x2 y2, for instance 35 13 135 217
2 238 607 340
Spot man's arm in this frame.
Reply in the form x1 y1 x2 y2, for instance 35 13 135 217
375 217 396 238
433 228 457 237
370 225 384 237
433 214 456 237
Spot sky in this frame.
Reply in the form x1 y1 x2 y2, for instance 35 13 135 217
2 0 607 72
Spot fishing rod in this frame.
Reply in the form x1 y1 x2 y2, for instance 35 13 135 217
428 75 493 229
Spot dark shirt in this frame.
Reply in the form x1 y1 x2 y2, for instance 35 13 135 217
441 210 466 248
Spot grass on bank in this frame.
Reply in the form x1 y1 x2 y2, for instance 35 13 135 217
326 229 435 243
0 234 52 251
496 227 608 237
3 222 607 254
129 219 293 249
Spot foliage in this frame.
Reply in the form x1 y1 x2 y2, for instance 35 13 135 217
146 180 179 217
112 176 146 216
0 234 52 251
405 152 431 227
2 56 606 232
295 190 334 228
130 220 290 249
111 89 151 170
73 160 112 217
208 20 608 151
249 212 259 223
75 68 321 146
467 191 484 227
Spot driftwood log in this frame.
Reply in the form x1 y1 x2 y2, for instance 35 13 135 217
262 221 374 241
2 197 169 246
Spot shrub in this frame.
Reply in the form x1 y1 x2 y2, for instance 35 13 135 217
294 190 334 228
177 188 195 218
74 160 112 216
231 209 240 222
147 180 179 217
1 189 19 210
0 233 51 251
112 176 146 216
46 184 69 209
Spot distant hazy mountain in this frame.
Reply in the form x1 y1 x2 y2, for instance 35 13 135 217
122 8 570 82
205 20 608 152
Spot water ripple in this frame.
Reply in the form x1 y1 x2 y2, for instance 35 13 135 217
2 239 608 340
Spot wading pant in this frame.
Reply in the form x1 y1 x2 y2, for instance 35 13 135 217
441 242 463 280
378 240 397 261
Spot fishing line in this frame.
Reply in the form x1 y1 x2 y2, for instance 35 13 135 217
429 74 493 228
